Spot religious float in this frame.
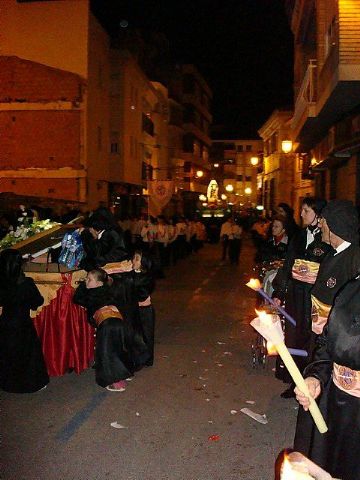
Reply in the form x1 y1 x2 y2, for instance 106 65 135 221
0 219 95 377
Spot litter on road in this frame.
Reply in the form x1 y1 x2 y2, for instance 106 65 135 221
240 408 268 425
110 422 127 429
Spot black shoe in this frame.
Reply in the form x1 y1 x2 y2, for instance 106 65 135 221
280 386 295 399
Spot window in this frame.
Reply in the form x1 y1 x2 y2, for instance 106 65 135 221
246 145 252 152
237 175 243 181
142 113 154 136
111 143 118 154
110 131 119 154
245 176 252 182
224 143 235 150
237 145 243 152
325 16 336 58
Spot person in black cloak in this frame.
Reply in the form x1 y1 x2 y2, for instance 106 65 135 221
73 268 134 391
272 197 331 397
132 250 156 366
276 202 300 241
293 199 360 455
0 249 49 393
79 210 128 271
295 274 360 480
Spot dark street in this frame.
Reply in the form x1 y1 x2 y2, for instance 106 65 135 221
1 237 297 480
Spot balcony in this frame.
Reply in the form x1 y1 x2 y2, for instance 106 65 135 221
291 59 317 141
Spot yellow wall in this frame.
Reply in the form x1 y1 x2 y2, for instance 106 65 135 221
85 13 111 208
0 0 89 77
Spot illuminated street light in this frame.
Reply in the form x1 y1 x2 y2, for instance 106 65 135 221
221 194 227 200
225 184 234 192
213 163 219 168
199 194 207 201
250 156 259 166
202 202 208 207
196 170 204 178
281 140 293 154
244 187 252 195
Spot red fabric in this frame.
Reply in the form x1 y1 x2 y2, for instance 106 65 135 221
33 274 94 377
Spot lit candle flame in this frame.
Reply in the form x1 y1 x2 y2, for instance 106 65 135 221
246 278 262 290
266 340 277 356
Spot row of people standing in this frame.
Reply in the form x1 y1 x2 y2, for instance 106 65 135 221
261 198 360 480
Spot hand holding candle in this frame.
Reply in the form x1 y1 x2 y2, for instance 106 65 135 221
251 311 328 434
246 278 296 327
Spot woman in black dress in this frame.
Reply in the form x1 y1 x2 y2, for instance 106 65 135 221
0 249 49 393
272 197 330 396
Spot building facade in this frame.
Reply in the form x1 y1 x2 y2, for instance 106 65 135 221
210 139 263 210
287 0 360 203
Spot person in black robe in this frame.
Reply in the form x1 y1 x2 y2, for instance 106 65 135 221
0 249 49 393
73 268 134 391
294 199 360 453
295 275 360 480
132 251 156 366
256 214 289 264
79 213 128 271
272 197 330 397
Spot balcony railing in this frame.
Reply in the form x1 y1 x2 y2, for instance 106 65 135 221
291 59 317 130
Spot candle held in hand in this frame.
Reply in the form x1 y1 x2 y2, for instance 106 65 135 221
251 311 328 434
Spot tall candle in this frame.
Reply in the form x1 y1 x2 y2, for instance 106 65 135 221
251 311 328 434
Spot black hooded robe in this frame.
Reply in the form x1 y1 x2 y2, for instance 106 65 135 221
296 276 360 480
0 277 49 393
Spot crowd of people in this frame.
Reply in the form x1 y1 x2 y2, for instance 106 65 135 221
252 197 360 480
0 207 209 395
2 196 360 478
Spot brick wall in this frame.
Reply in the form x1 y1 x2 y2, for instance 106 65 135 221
0 178 80 202
0 110 82 168
0 56 85 102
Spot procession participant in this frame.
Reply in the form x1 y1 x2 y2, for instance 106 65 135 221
73 268 133 391
174 216 187 260
219 216 232 262
154 215 169 271
227 218 243 265
272 198 330 397
294 199 360 452
80 213 128 271
310 200 360 338
0 249 49 393
132 251 156 366
256 215 288 264
276 202 300 241
294 274 360 480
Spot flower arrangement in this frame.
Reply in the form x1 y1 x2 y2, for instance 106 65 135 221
0 219 60 250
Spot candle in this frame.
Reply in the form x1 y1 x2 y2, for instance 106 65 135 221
267 341 308 358
281 455 315 479
286 452 338 480
251 311 328 434
246 278 296 327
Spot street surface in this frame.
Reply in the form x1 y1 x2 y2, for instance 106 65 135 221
1 237 297 480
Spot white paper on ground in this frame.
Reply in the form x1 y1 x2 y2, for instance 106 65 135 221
110 422 127 429
240 408 268 424
246 400 255 405
230 410 238 415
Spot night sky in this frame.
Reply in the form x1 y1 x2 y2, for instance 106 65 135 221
92 0 294 138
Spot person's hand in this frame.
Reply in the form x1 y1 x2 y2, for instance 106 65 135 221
295 377 321 411
272 297 281 306
89 227 98 239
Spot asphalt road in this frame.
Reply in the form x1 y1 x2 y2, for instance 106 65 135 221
1 237 297 480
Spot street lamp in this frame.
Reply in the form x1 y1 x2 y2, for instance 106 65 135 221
213 163 219 168
250 156 259 166
199 194 207 202
225 184 234 192
244 187 252 195
221 194 227 200
196 170 204 178
281 140 293 154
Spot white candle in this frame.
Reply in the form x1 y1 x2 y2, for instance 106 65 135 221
281 456 315 479
251 311 328 434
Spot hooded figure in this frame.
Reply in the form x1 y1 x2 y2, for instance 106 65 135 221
321 199 359 244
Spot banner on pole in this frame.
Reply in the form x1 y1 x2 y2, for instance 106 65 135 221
148 180 174 216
